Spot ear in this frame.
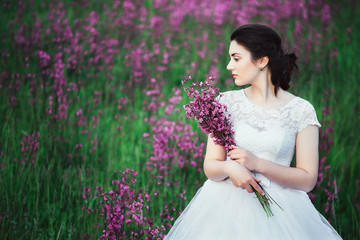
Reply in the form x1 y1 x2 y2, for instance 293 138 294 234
258 56 269 68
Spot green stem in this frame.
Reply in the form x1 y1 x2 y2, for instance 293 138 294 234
251 183 283 218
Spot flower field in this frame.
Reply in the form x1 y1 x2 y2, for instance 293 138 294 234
0 0 359 239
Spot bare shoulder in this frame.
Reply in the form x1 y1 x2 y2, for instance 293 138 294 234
277 89 298 106
281 90 297 101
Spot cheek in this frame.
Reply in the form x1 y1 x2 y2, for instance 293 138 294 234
236 59 252 69
235 61 253 75
234 63 244 73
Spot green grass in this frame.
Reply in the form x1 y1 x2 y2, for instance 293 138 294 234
0 0 359 239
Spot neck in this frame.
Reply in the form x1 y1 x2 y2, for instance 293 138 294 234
247 71 278 105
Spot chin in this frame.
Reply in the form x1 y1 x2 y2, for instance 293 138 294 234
234 79 246 86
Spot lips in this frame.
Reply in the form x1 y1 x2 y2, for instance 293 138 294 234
232 74 238 78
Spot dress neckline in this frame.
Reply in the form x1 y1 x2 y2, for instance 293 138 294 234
241 89 298 111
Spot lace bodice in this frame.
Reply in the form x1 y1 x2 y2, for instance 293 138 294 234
217 89 321 187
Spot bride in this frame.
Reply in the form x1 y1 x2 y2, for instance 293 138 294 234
164 24 342 239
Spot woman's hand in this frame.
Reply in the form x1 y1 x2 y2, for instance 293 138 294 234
224 160 264 195
227 145 261 172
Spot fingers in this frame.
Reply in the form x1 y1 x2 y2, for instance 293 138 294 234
245 184 253 193
251 180 264 196
250 172 261 183
242 184 259 194
227 146 241 156
254 177 261 183
238 180 263 195
235 182 264 196
228 153 242 160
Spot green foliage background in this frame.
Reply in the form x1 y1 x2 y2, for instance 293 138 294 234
0 0 359 239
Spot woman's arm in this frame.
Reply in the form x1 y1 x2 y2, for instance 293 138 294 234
203 134 228 181
203 134 265 195
228 125 319 192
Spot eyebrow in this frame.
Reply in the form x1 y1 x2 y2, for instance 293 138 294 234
230 53 241 56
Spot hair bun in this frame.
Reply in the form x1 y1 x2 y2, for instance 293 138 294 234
284 53 298 75
230 24 299 96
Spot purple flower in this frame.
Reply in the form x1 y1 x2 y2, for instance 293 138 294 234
182 75 236 151
19 131 40 165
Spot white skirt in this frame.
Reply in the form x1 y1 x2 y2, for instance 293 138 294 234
164 177 342 240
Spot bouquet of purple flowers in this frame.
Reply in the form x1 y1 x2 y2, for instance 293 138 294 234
182 75 236 151
182 75 282 217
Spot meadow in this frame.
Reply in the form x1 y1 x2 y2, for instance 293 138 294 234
0 0 359 239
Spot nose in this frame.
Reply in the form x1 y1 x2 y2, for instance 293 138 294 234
227 61 233 71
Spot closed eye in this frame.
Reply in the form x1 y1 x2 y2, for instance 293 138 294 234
229 57 240 62
234 58 240 62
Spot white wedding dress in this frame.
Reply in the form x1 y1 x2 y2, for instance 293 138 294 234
165 89 342 240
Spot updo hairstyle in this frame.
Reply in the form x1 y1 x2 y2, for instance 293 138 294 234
230 24 298 96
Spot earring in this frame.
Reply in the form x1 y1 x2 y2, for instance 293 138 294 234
260 67 263 71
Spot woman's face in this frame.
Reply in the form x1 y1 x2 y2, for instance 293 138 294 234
226 41 261 86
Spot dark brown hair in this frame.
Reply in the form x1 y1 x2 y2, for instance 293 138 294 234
230 24 298 96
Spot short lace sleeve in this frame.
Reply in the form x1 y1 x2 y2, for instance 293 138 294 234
297 101 322 132
215 92 226 104
215 92 230 108
215 91 232 117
